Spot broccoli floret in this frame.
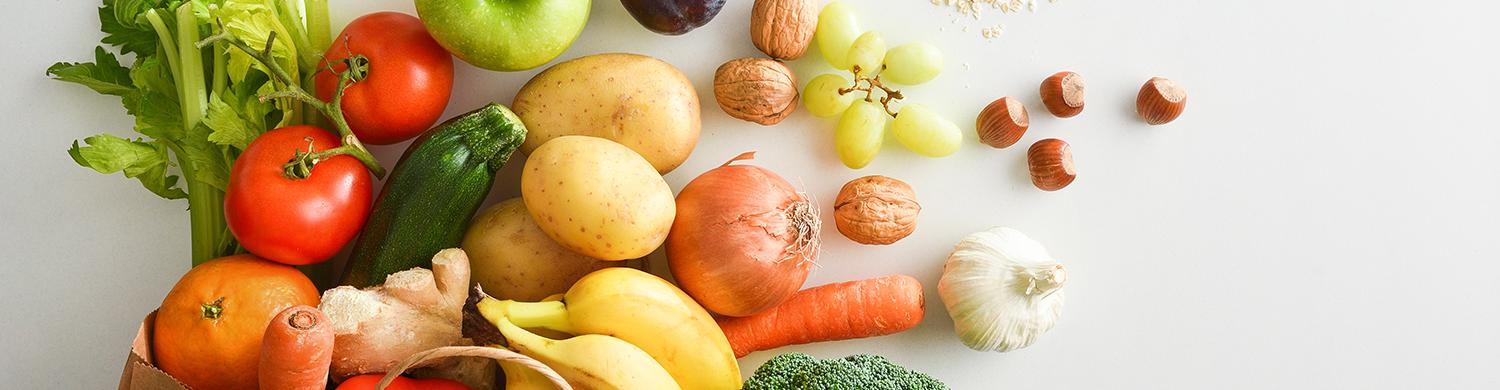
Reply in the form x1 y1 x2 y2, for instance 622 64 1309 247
742 352 820 389
743 353 949 390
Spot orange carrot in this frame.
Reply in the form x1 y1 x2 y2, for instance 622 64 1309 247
259 305 334 390
717 274 925 358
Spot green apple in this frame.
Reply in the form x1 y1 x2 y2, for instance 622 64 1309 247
415 0 591 72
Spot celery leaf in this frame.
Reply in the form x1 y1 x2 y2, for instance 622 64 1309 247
99 2 160 57
204 93 259 150
46 47 135 97
68 134 186 199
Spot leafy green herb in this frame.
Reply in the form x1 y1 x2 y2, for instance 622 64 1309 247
47 48 135 96
49 0 332 266
68 135 186 199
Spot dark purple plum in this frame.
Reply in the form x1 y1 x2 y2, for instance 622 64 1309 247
620 0 726 35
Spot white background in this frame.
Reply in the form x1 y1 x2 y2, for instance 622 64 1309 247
3 0 1499 388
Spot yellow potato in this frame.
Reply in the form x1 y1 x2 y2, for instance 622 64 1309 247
521 136 676 260
512 53 701 174
461 198 617 301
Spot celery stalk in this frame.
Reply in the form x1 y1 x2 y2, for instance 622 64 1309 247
177 4 206 129
300 0 333 133
304 0 332 58
143 10 180 93
177 4 228 266
52 0 342 267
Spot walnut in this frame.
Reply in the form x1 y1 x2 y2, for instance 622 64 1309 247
834 175 921 245
750 0 817 60
713 58 799 125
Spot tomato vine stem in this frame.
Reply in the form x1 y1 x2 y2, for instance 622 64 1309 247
197 26 386 179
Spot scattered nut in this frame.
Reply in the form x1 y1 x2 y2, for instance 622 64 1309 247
714 58 799 125
750 0 818 60
1039 71 1084 118
1136 77 1187 125
976 96 1029 149
835 175 921 245
1027 139 1075 191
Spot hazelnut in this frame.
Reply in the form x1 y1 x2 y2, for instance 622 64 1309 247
1027 138 1075 191
750 0 818 60
714 58 799 125
835 175 920 245
1039 71 1085 118
976 96 1029 149
1136 77 1187 125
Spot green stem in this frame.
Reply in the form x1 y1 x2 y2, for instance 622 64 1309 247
165 139 224 266
214 222 236 257
177 4 206 130
200 31 386 178
278 2 304 126
281 140 383 180
211 21 227 96
275 0 314 70
304 0 332 58
500 301 576 334
188 186 226 266
300 0 332 130
143 10 180 94
157 5 229 266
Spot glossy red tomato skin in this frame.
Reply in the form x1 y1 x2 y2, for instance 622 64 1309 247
225 126 373 265
335 375 470 390
315 11 454 145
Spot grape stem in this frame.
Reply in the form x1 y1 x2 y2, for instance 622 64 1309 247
838 65 904 117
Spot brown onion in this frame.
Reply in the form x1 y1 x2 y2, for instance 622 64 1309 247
667 152 821 317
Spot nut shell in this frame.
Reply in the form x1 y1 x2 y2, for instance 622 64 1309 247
1027 138 1076 191
1039 71 1085 118
714 58 799 125
976 97 1029 149
834 175 921 245
751 0 818 60
1136 77 1187 125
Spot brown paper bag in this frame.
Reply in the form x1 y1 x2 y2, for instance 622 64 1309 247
118 312 191 390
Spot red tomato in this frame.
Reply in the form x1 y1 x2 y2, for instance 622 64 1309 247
335 374 470 390
315 12 454 145
225 126 373 265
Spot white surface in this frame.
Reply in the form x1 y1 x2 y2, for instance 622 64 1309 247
3 0 1499 388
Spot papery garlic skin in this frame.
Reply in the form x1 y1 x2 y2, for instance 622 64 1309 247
939 227 1067 352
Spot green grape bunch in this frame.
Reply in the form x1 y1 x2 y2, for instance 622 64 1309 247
806 1 961 169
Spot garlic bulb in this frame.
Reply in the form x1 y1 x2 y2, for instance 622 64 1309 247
938 227 1067 352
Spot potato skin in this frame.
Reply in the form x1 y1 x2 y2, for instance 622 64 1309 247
461 198 616 301
512 53 701 174
521 136 676 260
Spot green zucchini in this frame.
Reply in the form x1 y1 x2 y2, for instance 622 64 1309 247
341 103 527 287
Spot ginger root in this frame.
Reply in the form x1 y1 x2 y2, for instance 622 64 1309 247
320 248 472 380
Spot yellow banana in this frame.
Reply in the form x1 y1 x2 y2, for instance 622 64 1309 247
499 359 556 390
481 301 680 390
499 294 564 390
496 268 742 390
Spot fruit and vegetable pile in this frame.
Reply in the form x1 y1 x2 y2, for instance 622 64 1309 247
54 0 1187 389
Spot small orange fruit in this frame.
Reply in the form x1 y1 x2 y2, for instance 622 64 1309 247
152 255 320 390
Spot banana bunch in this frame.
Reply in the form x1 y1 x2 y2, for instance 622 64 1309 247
478 267 742 390
488 311 678 389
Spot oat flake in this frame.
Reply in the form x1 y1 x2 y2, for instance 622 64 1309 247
931 0 1058 39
